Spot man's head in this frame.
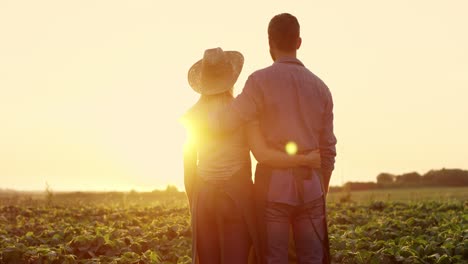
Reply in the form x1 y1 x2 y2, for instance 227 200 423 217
268 13 301 61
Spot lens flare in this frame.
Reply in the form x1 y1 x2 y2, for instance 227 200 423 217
285 141 298 156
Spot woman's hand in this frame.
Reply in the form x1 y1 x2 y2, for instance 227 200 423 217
299 149 321 168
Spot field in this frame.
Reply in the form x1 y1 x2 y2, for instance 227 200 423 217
326 187 468 203
0 188 467 264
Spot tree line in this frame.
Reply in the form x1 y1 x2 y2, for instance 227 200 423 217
330 168 468 192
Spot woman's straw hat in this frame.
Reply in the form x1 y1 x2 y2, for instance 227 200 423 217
188 47 244 95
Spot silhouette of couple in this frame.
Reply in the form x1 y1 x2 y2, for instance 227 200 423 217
182 13 337 264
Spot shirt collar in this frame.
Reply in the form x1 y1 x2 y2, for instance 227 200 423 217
274 56 305 67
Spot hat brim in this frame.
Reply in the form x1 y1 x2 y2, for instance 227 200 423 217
188 51 244 95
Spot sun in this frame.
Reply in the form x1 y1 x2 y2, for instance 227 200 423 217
285 141 298 156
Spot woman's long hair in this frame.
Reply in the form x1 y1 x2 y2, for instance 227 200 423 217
190 87 234 121
185 88 234 144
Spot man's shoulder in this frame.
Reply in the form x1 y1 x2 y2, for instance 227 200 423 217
248 65 275 80
246 62 331 97
293 63 330 96
308 69 328 89
250 63 329 88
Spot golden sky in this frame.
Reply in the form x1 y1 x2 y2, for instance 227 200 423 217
1 0 467 191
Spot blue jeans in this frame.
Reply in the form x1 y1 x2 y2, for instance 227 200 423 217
264 197 327 264
196 183 251 264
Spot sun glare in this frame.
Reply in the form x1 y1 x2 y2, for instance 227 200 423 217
180 117 197 151
285 141 298 156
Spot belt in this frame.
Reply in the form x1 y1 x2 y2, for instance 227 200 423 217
257 163 315 179
257 164 318 203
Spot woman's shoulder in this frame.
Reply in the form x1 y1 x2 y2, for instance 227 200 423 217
181 101 202 124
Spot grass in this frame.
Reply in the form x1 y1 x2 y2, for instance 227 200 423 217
327 186 468 204
0 186 466 263
1 186 467 207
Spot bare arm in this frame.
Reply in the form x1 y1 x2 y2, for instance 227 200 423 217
182 123 198 210
246 122 321 168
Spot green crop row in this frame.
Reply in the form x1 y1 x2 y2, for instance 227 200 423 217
0 199 466 263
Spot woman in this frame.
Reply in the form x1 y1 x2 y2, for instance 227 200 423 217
182 48 321 264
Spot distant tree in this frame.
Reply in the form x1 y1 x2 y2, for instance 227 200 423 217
423 168 468 186
165 185 179 193
344 181 378 191
376 173 395 185
395 172 421 186
338 168 468 190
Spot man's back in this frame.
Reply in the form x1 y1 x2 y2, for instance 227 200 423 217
240 12 334 263
231 57 336 174
250 57 330 152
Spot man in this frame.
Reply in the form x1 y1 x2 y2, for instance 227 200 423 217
211 13 337 264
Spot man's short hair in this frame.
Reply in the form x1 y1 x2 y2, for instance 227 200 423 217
268 13 300 52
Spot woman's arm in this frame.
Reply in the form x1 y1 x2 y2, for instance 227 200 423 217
246 122 321 168
183 125 198 209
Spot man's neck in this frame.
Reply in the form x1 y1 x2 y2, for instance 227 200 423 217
274 51 297 62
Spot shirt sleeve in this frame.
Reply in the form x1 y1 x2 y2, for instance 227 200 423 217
212 74 263 132
320 87 337 172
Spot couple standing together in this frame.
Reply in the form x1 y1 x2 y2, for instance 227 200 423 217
182 13 337 264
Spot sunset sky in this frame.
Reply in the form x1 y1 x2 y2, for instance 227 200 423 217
1 1 467 191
